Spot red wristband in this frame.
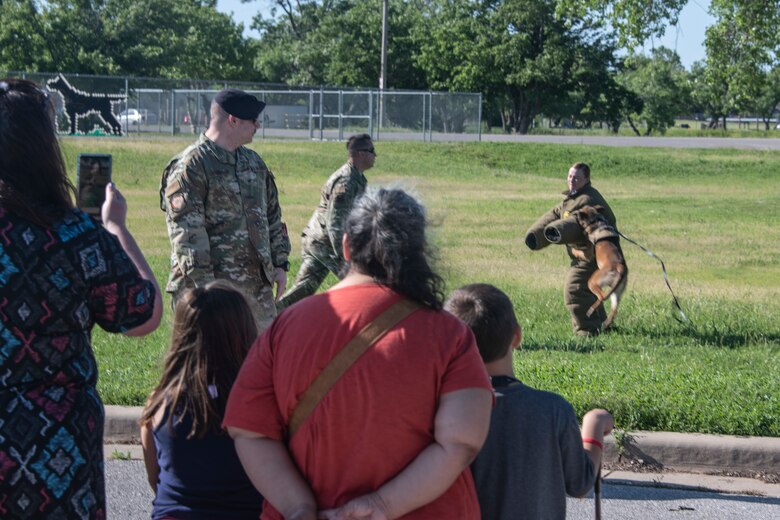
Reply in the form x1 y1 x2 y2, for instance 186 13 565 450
582 437 604 450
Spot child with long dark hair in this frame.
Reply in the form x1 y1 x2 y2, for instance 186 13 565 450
140 280 262 519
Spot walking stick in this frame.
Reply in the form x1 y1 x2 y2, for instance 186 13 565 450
594 463 602 520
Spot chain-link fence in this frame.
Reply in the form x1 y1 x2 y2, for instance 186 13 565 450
3 71 482 141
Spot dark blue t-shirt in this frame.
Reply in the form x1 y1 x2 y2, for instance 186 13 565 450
152 409 263 520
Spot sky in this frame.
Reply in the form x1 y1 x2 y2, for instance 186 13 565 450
216 0 715 70
639 0 714 68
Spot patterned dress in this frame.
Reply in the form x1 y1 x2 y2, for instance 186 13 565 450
0 208 156 519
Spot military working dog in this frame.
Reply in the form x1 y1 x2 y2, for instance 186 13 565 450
575 205 628 330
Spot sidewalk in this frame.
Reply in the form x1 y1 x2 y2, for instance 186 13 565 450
105 405 780 498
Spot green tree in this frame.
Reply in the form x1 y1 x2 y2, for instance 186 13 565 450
0 0 109 74
690 59 729 129
753 67 780 130
548 39 641 133
617 47 691 135
103 0 253 79
250 0 332 84
414 0 617 134
251 0 426 88
697 0 780 129
0 1 52 72
557 0 687 49
0 0 251 79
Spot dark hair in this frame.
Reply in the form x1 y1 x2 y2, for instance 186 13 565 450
140 280 258 439
445 284 519 363
345 188 444 309
0 78 74 227
347 133 372 152
571 162 591 179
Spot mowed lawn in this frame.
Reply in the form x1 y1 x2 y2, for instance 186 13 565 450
61 136 780 437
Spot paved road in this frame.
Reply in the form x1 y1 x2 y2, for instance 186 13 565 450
479 134 780 150
106 460 780 519
121 130 780 151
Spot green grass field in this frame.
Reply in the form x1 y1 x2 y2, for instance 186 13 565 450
61 136 780 437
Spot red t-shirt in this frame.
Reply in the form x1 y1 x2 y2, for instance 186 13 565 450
223 283 491 519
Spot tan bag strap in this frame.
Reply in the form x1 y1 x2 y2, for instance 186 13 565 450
287 298 419 439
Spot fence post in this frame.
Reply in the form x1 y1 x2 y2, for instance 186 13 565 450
368 90 374 139
171 90 176 136
338 89 344 141
319 85 324 141
422 92 427 142
309 90 314 140
124 77 130 135
428 92 433 142
478 93 482 142
262 91 266 140
377 90 382 142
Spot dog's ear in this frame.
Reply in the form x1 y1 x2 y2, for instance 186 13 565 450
594 205 605 213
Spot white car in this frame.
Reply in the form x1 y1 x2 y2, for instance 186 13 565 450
118 109 144 125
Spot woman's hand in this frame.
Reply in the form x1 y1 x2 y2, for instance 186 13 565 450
319 492 390 520
101 182 127 233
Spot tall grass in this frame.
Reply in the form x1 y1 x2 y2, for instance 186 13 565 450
62 136 779 436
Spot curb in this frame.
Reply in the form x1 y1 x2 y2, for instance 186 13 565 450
105 406 780 475
602 431 780 475
105 405 144 444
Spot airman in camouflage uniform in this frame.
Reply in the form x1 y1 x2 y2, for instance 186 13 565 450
276 134 375 310
543 162 616 336
160 89 291 331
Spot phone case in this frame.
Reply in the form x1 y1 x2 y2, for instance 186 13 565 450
77 154 112 215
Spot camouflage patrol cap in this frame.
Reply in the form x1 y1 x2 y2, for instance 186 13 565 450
214 88 265 120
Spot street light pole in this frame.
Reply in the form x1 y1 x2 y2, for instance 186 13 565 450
379 0 388 133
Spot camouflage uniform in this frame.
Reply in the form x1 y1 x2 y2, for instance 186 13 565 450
548 183 616 335
276 162 367 309
160 133 291 330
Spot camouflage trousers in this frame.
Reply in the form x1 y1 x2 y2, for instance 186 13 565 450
169 276 277 332
564 260 607 336
276 243 344 311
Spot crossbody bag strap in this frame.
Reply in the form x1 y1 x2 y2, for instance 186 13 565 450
287 298 420 440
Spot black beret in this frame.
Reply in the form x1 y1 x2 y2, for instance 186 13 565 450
214 88 265 120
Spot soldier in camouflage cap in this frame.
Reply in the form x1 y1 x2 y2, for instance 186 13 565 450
160 88 291 331
539 162 617 336
276 134 375 310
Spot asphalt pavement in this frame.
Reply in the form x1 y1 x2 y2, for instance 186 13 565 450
106 458 780 519
124 130 780 151
104 405 780 518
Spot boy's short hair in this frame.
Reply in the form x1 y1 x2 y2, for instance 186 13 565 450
445 283 519 363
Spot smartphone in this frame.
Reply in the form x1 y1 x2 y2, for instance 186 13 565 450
76 154 112 215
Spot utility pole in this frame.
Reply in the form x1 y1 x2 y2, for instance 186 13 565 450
379 0 388 132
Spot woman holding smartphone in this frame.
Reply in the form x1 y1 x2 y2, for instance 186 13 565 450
0 78 162 519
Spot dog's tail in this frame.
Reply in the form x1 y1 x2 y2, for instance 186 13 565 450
602 271 628 330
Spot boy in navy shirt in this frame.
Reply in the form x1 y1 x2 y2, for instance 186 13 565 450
445 283 614 519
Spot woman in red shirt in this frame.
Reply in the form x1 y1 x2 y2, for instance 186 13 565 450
224 188 492 520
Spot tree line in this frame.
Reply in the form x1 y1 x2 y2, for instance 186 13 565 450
1 0 778 134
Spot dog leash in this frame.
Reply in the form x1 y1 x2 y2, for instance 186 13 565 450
617 231 689 324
